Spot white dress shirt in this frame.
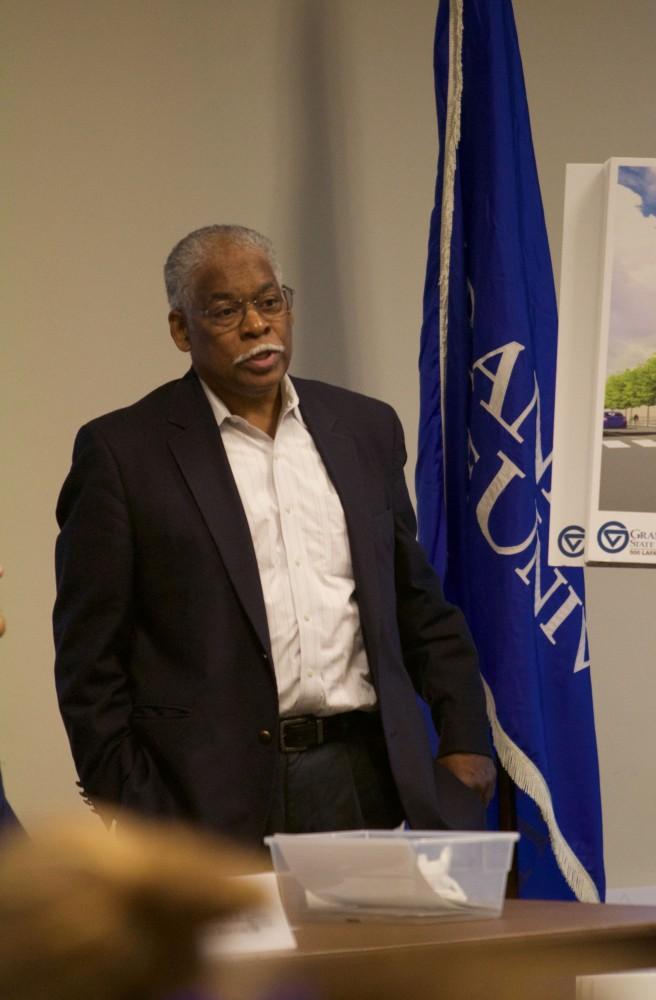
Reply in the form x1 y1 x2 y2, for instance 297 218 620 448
200 376 378 717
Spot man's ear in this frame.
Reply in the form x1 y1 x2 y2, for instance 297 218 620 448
169 310 191 353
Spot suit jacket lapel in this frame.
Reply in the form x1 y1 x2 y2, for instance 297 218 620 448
294 381 382 674
166 372 271 656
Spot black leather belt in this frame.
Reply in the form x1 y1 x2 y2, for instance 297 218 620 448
279 711 381 753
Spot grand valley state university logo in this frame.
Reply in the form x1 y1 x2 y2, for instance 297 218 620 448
557 525 586 558
597 521 630 554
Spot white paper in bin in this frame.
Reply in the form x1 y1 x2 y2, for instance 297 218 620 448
265 830 519 921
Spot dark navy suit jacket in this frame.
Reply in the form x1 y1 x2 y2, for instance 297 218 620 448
0 769 19 830
54 370 490 843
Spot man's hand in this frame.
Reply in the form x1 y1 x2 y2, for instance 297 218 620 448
437 753 496 805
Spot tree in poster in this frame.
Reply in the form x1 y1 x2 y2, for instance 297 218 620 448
605 354 656 408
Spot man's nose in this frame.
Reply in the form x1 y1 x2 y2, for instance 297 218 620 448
239 302 270 336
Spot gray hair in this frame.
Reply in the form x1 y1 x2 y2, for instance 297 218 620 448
164 224 282 311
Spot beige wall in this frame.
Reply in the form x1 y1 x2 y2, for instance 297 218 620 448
2 0 654 889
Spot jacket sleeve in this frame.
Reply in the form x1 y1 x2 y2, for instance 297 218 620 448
53 423 183 819
388 410 492 759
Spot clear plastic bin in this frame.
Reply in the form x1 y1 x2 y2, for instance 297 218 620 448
265 829 519 922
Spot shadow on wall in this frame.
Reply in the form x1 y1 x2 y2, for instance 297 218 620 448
276 0 358 390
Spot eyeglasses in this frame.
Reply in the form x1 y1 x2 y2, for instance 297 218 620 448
199 285 294 331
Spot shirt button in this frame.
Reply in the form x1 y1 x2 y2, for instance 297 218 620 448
258 729 273 745
303 614 310 622
294 559 301 567
285 506 291 514
307 671 314 678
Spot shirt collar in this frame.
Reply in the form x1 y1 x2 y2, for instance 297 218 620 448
199 374 303 429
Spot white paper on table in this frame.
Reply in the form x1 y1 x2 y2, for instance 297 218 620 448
201 872 297 956
577 969 656 999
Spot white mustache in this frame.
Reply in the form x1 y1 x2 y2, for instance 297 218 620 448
233 343 285 366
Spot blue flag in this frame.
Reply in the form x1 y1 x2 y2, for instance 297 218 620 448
417 0 605 900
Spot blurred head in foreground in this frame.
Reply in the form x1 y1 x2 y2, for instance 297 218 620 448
0 813 261 1000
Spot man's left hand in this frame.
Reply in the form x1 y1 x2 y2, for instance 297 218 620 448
437 753 496 805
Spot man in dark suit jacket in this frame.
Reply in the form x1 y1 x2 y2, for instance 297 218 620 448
54 225 495 845
1 570 20 831
0 773 19 830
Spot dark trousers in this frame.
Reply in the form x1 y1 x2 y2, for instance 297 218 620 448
265 722 405 834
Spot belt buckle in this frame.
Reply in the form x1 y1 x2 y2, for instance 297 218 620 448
279 716 324 753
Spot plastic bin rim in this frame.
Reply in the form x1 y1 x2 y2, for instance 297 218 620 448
265 830 520 846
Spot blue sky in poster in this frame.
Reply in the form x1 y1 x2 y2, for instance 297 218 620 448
608 163 656 375
619 165 656 217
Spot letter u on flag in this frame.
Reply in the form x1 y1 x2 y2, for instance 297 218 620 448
416 0 605 900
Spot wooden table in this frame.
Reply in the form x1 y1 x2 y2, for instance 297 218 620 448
215 900 656 1000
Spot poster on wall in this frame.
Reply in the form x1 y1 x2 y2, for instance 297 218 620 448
586 158 656 564
549 157 656 567
549 163 606 567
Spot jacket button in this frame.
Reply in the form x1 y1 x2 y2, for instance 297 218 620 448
258 729 273 745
